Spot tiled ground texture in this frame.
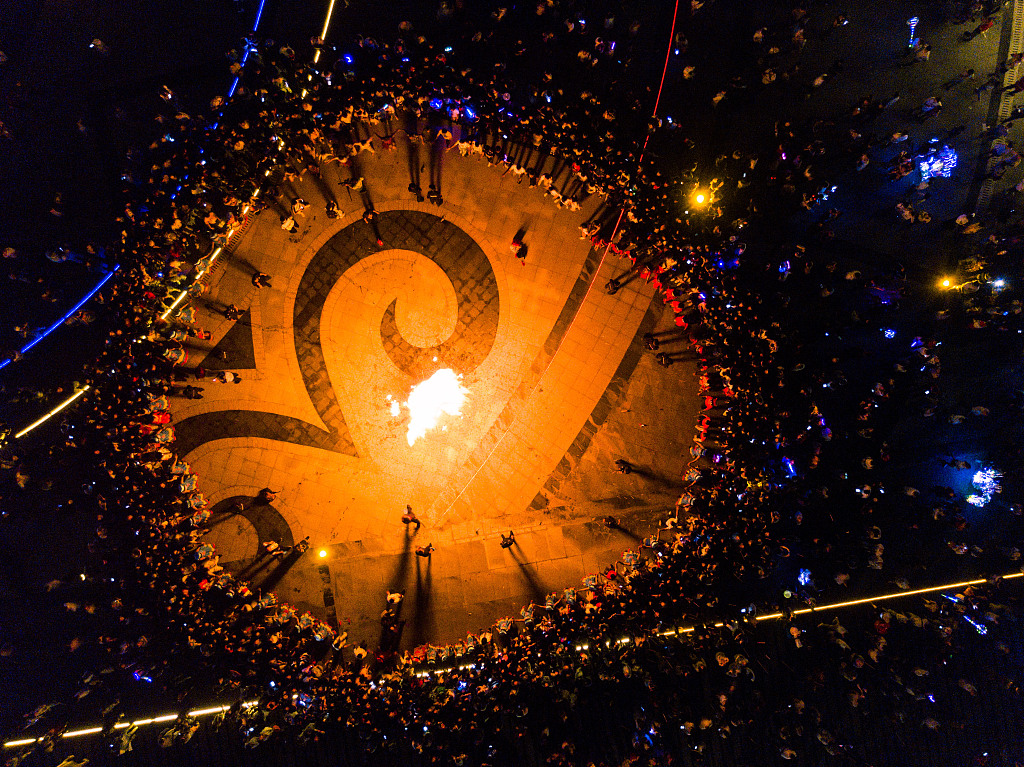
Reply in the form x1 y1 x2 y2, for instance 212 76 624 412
170 136 701 649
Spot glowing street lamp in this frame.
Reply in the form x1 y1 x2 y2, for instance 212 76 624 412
690 187 710 206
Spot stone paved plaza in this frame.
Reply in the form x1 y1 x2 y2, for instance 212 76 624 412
169 140 700 647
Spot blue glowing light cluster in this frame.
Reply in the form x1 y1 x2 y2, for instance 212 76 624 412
963 615 988 635
919 145 958 181
966 467 1001 507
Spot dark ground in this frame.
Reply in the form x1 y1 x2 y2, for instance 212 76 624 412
2 0 1024 763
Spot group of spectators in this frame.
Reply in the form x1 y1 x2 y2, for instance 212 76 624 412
2 0 1024 765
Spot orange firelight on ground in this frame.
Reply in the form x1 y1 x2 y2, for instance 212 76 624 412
402 368 468 446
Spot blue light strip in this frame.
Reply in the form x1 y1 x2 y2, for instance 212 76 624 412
7 0 274 435
5 0 267 373
0 265 120 372
228 0 269 97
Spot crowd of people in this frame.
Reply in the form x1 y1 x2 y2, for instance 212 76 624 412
2 0 1024 765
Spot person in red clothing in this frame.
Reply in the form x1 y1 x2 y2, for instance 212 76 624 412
510 235 525 264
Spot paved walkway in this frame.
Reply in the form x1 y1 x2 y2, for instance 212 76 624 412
169 140 699 647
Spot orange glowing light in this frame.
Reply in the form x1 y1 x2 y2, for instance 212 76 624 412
404 369 468 446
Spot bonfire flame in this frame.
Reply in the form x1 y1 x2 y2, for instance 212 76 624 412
404 368 468 446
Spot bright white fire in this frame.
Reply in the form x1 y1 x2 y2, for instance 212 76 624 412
403 368 468 446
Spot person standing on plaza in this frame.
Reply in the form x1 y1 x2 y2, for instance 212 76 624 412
500 530 516 549
261 540 286 558
256 487 279 504
402 504 421 531
415 543 434 558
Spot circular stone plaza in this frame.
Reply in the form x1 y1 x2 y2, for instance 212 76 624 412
180 131 695 649
2 0 1024 765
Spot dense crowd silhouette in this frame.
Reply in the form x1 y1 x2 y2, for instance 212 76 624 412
2 1 1024 765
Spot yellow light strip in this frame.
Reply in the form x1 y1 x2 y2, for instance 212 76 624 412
187 706 230 717
808 578 989 612
753 576 1011 620
3 702 258 748
312 0 338 64
13 385 90 439
159 246 224 321
13 145 265 437
415 573 1023 678
3 573 1020 747
159 286 191 320
158 173 267 323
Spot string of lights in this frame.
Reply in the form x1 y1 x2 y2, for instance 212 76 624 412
6 570 1018 748
8 0 274 443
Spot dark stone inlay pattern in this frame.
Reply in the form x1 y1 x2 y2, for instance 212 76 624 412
210 494 294 549
174 409 351 457
175 210 498 458
297 210 500 428
528 299 662 510
202 309 257 371
432 243 607 515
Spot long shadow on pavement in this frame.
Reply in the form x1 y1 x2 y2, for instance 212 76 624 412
378 534 418 652
254 548 305 592
386 528 415 593
609 524 644 545
406 556 433 649
509 547 546 603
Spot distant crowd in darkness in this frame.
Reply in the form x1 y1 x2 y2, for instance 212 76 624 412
2 0 1024 765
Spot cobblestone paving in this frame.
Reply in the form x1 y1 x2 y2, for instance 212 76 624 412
167 141 689 646
296 210 500 443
